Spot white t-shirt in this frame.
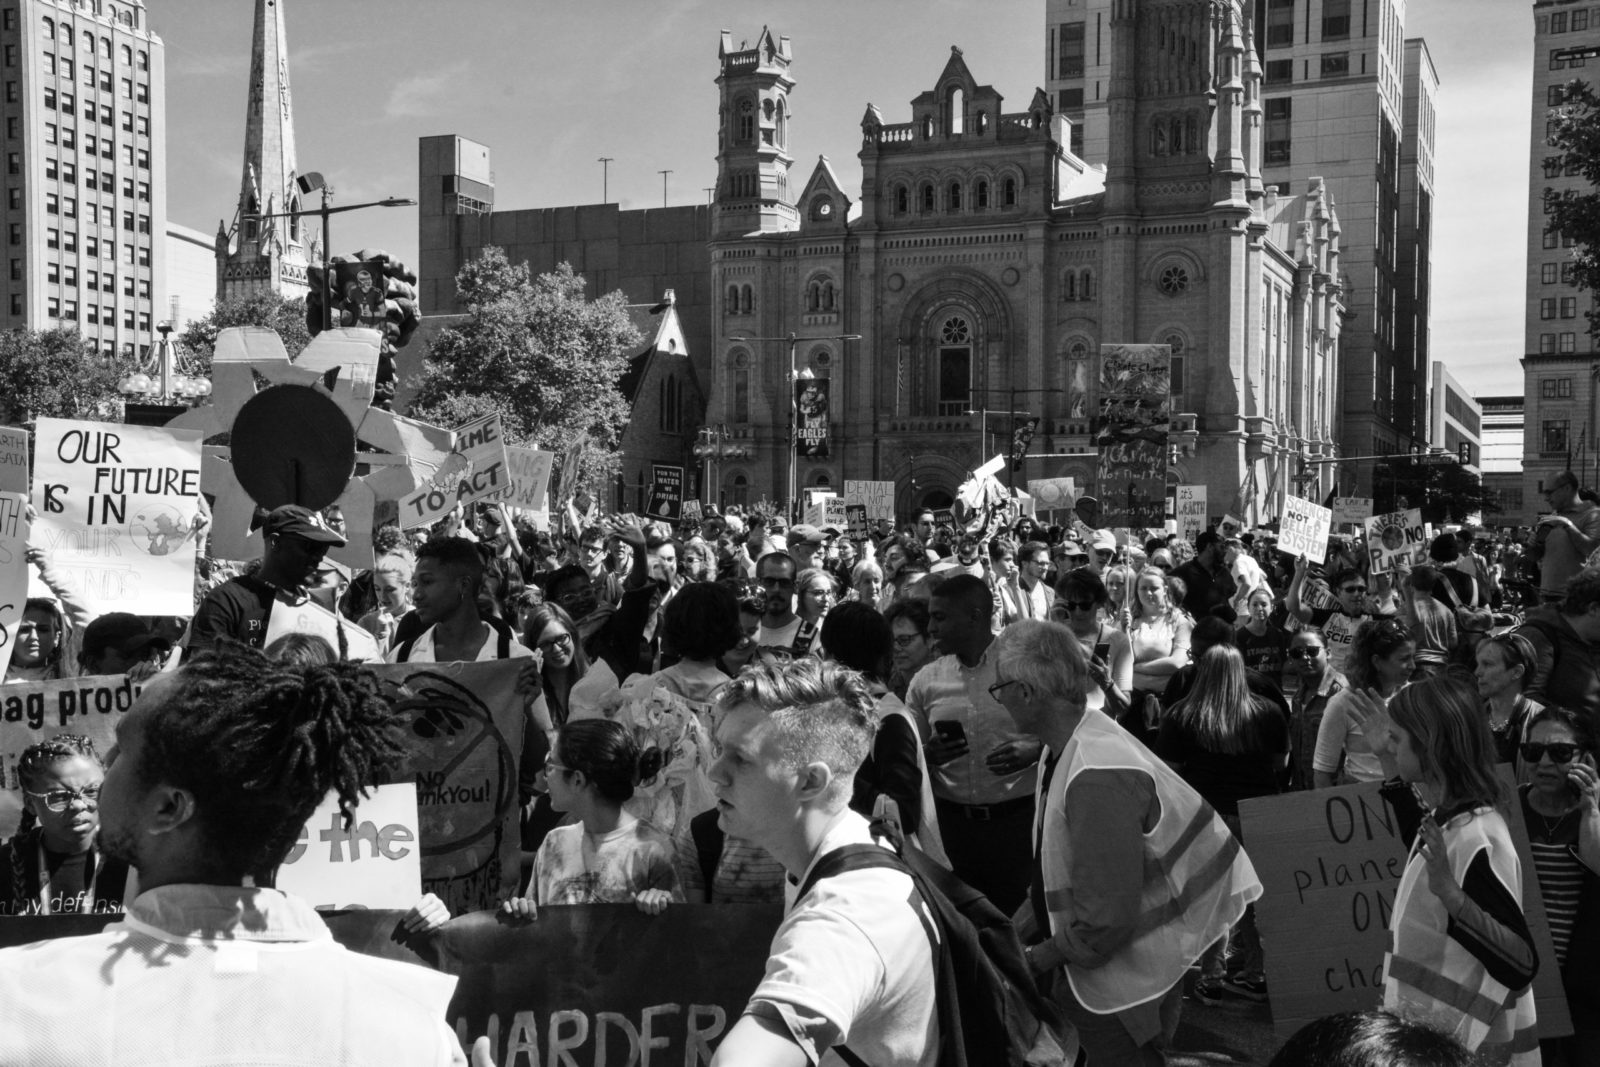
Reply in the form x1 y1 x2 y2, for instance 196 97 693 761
756 617 803 650
386 624 535 663
747 813 939 1067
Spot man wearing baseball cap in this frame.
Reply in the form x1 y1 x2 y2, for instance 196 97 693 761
79 613 173 677
187 505 346 657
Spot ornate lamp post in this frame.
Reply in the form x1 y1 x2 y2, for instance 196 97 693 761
118 322 212 405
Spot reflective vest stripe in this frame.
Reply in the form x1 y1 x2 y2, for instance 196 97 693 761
1133 830 1243 939
1387 956 1514 1030
1142 801 1217 883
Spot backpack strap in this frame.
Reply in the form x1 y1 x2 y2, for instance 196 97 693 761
394 633 417 663
689 809 725 899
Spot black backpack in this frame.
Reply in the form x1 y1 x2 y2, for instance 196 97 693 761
796 840 1071 1067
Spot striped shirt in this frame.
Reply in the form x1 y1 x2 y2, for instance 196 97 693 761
1522 789 1584 967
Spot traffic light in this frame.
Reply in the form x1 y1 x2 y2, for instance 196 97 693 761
1458 442 1474 466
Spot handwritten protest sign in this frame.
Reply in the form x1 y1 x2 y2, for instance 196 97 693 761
1240 780 1569 1043
1278 494 1332 563
843 479 896 522
804 492 837 529
1364 509 1427 574
1 904 784 1066
0 492 27 679
498 446 553 514
0 425 27 494
372 660 526 916
30 418 203 617
400 413 510 529
1095 344 1170 528
264 597 382 663
1333 497 1373 526
1175 485 1207 542
0 673 144 838
845 503 868 538
277 782 424 909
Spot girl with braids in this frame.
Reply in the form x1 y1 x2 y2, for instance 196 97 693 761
0 643 463 1066
0 735 133 915
503 718 682 914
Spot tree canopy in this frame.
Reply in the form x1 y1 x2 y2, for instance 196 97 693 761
408 250 641 496
0 327 129 426
1545 77 1600 341
178 291 311 377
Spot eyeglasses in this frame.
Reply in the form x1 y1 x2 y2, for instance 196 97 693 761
988 679 1021 700
581 544 606 554
543 756 571 775
1341 586 1368 595
1288 647 1325 659
1061 599 1097 611
25 784 100 812
1520 742 1582 764
759 576 795 588
891 634 925 647
537 632 574 652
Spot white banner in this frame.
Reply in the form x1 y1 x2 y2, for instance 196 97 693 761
1332 497 1374 525
276 782 424 910
1175 484 1207 542
1278 494 1332 563
1027 477 1077 510
31 418 203 617
0 492 28 679
843 480 896 522
400 413 510 529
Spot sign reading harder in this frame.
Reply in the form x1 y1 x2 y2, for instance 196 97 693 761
1278 494 1332 563
402 413 509 529
31 418 204 617
1094 344 1171 529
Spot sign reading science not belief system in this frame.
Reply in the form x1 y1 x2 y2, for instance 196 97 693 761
31 418 204 617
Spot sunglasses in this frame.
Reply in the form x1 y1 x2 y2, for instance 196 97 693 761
1341 586 1368 595
1288 647 1325 659
25 784 101 812
1520 742 1582 764
1061 599 1097 611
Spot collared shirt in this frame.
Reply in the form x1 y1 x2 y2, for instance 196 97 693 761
387 623 535 663
906 648 1038 806
0 884 463 1066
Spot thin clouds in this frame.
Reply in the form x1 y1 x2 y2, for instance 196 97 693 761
384 63 471 120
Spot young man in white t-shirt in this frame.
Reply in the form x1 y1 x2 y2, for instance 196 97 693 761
708 660 939 1067
389 536 536 671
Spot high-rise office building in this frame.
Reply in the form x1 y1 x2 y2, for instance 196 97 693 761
0 0 166 359
1521 0 1600 502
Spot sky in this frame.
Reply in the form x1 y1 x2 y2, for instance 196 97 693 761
154 0 1536 399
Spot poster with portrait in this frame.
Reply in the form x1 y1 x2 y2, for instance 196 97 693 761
794 378 830 459
333 260 389 331
1094 345 1171 529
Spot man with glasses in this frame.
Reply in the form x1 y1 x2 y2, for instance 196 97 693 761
1530 469 1600 604
1286 556 1396 676
541 520 654 681
754 551 803 652
577 525 624 609
1015 540 1054 620
1286 631 1345 790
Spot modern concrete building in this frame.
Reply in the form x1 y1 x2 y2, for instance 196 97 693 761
1521 0 1600 508
1479 394 1530 527
212 0 310 305
0 0 167 361
163 218 211 326
1428 361 1480 470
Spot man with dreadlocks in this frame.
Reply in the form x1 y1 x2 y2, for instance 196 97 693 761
0 643 470 1065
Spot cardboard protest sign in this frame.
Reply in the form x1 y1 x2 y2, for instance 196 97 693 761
680 499 702 525
0 904 784 1066
1175 485 1206 542
0 492 28 679
401 413 510 529
803 492 837 529
556 431 587 505
31 418 203 617
1364 509 1427 574
843 479 896 522
1333 497 1373 525
974 453 1005 480
1027 477 1076 512
0 673 145 838
823 496 847 530
264 596 382 663
1094 344 1170 528
371 660 526 917
645 464 684 522
845 503 868 538
0 425 28 494
1278 494 1332 563
499 446 554 514
277 782 424 909
1240 780 1570 1043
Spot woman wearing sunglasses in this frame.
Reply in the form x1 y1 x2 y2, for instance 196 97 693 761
1517 706 1600 1064
0 735 133 916
1049 569 1133 717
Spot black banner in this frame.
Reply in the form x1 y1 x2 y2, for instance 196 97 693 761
795 378 830 459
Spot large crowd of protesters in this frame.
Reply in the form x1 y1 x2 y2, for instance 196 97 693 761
3 482 1599 1067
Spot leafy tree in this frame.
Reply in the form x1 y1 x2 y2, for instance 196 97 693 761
178 291 311 377
1374 458 1498 525
1545 78 1600 341
409 250 641 496
0 327 130 425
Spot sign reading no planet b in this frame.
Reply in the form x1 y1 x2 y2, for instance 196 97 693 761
1364 509 1427 574
31 418 204 617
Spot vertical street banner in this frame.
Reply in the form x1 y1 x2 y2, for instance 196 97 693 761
843 480 896 522
276 782 424 910
0 492 27 679
400 413 510 529
645 463 684 521
371 660 526 917
794 378 830 459
1175 484 1207 542
499 446 554 515
0 425 28 494
1278 494 1332 563
31 418 204 618
1094 344 1171 529
1364 509 1427 574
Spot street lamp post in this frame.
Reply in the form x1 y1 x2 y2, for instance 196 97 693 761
729 331 861 520
246 175 417 332
118 322 212 406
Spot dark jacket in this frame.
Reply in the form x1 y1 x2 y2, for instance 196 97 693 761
1172 557 1235 620
1518 606 1600 731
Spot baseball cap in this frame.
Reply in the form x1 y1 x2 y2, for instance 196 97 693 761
263 504 347 545
1056 540 1086 557
1090 529 1117 552
81 613 169 662
789 523 827 547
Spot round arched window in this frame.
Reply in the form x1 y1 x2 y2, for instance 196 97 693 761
1163 333 1186 355
1159 266 1190 295
1068 340 1089 360
941 316 971 345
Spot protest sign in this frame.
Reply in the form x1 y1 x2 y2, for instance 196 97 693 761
1333 497 1373 525
823 496 847 530
0 492 27 679
843 479 896 522
1240 780 1570 1043
845 503 868 538
276 782 424 910
681 499 702 524
1278 494 1332 563
264 597 382 663
1364 509 1427 574
1095 344 1170 528
31 418 203 617
498 446 554 514
0 425 27 494
371 660 526 917
1175 484 1206 542
645 464 684 522
401 413 510 529
974 453 1005 480
804 492 837 529
1027 477 1076 512
0 673 144 838
0 904 784 1066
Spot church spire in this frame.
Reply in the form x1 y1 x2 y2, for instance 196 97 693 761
216 0 309 303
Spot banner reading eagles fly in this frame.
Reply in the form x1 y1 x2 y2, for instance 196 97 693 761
794 378 830 459
1094 345 1171 529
